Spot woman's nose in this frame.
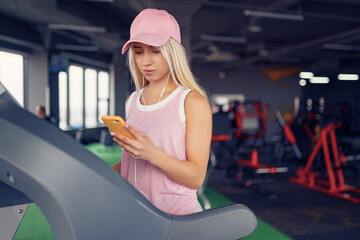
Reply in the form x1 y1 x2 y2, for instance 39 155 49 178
142 52 152 66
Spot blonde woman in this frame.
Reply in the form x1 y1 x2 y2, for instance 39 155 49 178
111 8 212 215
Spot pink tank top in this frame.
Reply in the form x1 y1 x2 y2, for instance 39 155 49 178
121 87 197 215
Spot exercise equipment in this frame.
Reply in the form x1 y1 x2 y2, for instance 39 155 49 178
98 129 117 152
211 107 236 173
197 148 217 210
236 149 288 197
238 150 288 178
274 110 303 160
0 83 257 240
233 101 267 141
211 101 287 197
272 109 316 162
232 102 289 183
289 122 360 203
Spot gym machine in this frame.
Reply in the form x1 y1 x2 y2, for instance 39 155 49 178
289 122 360 203
0 83 257 240
211 101 287 196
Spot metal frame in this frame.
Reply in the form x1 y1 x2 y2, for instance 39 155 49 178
289 122 360 203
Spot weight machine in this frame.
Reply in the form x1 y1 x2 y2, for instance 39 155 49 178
289 122 360 203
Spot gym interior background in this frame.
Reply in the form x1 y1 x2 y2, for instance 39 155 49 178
0 0 360 239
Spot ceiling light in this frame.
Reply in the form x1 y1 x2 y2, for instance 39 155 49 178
338 74 359 81
200 35 247 43
310 77 329 84
299 72 314 78
243 9 304 21
299 79 307 86
48 24 106 33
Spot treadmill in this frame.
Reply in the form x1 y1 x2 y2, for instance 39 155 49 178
0 82 257 240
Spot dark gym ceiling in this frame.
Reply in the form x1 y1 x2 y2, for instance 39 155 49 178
0 0 359 73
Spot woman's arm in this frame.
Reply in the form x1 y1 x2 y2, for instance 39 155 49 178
112 91 212 189
160 91 212 188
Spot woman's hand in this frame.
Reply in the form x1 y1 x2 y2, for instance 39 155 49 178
111 124 159 162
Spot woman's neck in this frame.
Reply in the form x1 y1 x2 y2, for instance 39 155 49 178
141 76 177 105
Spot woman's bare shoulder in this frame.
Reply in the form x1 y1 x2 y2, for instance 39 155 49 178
184 91 211 116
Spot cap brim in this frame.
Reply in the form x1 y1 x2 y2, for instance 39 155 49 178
121 33 170 54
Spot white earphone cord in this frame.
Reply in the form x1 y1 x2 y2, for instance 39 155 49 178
135 72 171 200
140 73 170 133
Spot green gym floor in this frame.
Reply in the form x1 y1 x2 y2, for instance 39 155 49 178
13 142 291 240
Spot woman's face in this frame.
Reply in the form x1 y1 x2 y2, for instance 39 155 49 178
132 42 170 83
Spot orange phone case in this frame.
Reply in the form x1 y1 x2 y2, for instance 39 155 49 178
101 115 133 139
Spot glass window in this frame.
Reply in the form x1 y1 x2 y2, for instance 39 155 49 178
59 64 110 130
85 68 97 128
98 71 109 121
69 65 83 129
0 51 24 106
58 71 68 129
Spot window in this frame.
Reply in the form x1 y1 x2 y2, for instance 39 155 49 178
85 68 97 128
58 64 110 130
69 65 83 129
58 71 68 129
0 51 24 106
98 71 110 122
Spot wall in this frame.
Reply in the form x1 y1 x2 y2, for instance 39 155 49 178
111 53 132 118
302 74 360 132
26 53 48 114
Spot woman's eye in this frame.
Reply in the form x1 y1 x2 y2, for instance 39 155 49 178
135 51 142 54
153 50 160 53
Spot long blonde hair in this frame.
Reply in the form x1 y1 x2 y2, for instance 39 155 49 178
127 39 207 98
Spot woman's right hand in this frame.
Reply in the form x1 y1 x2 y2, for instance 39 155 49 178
111 124 161 163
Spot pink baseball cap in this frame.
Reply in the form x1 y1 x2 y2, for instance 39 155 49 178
121 8 181 54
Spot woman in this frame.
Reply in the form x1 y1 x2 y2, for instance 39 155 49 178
111 8 212 215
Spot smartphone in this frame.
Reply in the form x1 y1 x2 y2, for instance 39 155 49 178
101 115 133 139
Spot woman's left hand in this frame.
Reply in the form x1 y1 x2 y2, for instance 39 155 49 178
111 124 159 162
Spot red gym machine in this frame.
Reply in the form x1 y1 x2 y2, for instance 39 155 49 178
233 101 267 140
274 110 303 160
237 149 288 185
234 102 288 194
289 122 360 203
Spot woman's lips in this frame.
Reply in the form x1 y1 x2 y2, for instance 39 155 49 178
144 70 155 76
